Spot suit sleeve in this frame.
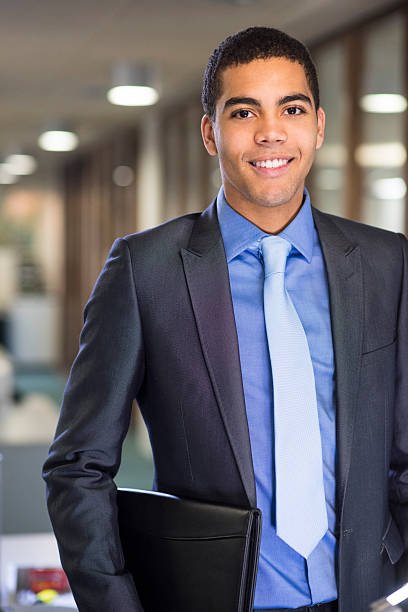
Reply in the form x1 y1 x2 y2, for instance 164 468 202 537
43 237 145 612
390 233 408 578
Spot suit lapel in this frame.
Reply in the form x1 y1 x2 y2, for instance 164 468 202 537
313 208 363 513
181 202 256 508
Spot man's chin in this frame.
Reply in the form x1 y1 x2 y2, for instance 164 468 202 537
251 193 298 210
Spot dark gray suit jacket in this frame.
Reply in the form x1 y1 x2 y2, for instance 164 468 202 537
43 201 408 612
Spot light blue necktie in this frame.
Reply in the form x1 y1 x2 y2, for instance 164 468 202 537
262 235 328 558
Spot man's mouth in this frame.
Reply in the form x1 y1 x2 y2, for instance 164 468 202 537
249 158 293 169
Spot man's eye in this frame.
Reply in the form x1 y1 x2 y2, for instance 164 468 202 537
285 106 305 115
232 109 254 119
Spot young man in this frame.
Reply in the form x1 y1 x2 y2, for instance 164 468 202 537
44 27 408 612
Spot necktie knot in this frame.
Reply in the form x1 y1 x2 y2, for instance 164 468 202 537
261 235 291 276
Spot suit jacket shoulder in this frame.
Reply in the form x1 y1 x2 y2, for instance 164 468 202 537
313 207 406 254
124 212 201 254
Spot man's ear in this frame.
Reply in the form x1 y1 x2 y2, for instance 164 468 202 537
315 107 325 151
201 114 218 156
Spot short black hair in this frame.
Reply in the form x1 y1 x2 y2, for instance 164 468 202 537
202 26 320 120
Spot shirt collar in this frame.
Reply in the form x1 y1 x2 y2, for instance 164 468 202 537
279 188 314 263
216 187 265 262
216 187 314 263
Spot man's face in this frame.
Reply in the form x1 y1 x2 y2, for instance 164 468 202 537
201 57 325 221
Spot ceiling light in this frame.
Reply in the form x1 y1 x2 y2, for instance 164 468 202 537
107 86 159 107
5 154 37 175
107 64 159 107
355 142 406 168
371 177 407 200
38 130 79 152
360 94 407 113
0 164 18 185
112 165 134 187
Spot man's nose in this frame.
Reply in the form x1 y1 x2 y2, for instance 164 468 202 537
254 117 288 144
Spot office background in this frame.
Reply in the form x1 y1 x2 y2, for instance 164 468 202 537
0 0 406 606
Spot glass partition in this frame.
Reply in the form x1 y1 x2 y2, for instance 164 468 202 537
312 41 347 217
359 12 406 232
310 9 407 233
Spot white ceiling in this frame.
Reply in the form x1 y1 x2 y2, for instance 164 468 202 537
0 0 401 162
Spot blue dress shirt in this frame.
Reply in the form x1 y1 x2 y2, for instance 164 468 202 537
216 188 338 609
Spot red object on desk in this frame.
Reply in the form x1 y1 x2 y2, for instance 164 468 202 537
26 568 69 593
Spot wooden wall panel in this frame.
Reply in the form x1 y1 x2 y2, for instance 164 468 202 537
343 31 364 222
161 101 213 220
63 130 138 367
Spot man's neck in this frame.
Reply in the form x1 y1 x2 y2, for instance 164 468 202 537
223 195 305 235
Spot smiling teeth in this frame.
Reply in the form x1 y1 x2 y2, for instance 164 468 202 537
255 159 289 168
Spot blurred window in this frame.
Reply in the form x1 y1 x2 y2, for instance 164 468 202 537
312 41 347 217
359 12 406 232
310 10 407 234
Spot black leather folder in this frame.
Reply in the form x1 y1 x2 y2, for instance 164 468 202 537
117 488 262 612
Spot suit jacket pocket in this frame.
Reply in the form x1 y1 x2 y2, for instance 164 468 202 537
382 515 404 565
362 336 396 356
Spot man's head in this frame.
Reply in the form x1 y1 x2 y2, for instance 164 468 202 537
200 27 325 230
202 26 320 121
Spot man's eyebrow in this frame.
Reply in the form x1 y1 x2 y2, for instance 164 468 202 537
278 93 313 107
222 93 313 113
223 97 261 111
